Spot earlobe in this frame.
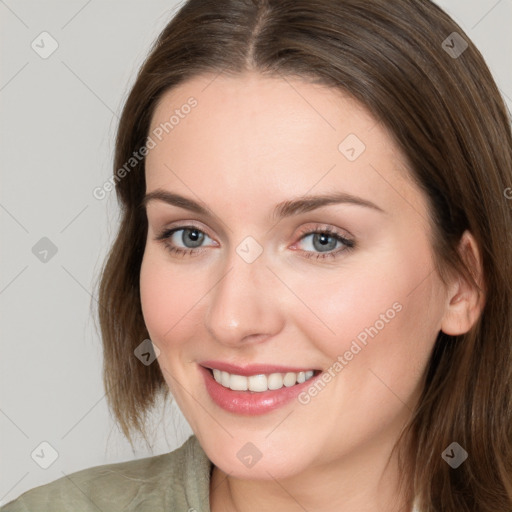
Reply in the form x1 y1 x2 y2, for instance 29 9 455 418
440 230 486 336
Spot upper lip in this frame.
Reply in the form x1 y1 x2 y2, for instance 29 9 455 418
200 360 319 376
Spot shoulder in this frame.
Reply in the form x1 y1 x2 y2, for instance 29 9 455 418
1 435 212 512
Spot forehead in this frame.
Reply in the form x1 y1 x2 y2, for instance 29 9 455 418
145 71 429 226
148 71 378 160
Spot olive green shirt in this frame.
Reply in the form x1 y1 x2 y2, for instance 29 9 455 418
2 435 421 511
1 435 212 512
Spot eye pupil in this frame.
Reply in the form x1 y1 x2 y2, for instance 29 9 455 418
183 228 204 248
313 233 337 252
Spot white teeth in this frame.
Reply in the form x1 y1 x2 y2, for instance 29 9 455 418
283 372 297 387
211 369 317 392
248 374 267 392
267 373 283 390
229 373 248 391
221 371 230 388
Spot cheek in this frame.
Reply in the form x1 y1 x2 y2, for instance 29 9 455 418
139 249 195 348
279 247 441 450
139 249 203 409
286 241 441 379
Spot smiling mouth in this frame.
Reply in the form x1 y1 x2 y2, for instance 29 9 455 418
206 368 321 393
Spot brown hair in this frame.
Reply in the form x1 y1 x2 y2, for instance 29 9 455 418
96 0 512 509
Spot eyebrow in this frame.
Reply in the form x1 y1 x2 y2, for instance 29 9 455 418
142 189 386 219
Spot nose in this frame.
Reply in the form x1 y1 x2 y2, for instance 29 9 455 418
204 251 284 347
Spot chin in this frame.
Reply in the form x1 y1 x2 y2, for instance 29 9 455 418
201 436 313 480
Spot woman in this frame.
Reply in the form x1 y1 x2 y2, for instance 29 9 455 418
3 0 511 510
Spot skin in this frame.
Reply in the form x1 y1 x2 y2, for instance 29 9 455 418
139 71 484 512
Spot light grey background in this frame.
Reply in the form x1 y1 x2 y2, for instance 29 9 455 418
1 0 511 505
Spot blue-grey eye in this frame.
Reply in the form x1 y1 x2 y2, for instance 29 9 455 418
300 232 341 253
178 228 205 248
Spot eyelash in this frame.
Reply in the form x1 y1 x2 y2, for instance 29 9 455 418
155 224 355 261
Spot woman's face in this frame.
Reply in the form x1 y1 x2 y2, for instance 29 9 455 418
140 71 449 479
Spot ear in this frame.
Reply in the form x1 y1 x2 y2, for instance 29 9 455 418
440 230 486 336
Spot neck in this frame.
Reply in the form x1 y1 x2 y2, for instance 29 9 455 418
209 427 413 512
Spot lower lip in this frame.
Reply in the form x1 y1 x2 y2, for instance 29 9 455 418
199 365 322 415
